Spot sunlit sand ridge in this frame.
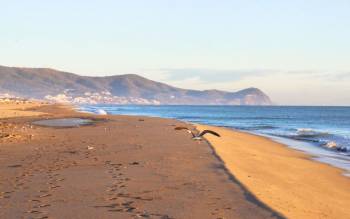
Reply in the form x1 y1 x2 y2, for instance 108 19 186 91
197 124 350 218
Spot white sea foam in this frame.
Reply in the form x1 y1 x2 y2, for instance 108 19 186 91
325 141 337 149
296 128 329 137
96 109 108 115
81 105 350 176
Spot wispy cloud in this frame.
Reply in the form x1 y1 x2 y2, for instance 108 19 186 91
158 68 275 83
157 68 350 85
138 68 350 105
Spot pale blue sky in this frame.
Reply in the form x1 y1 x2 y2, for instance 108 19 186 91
1 0 350 105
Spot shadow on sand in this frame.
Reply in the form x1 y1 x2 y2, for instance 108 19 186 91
204 139 286 219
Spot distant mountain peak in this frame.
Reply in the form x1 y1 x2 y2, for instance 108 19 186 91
0 65 272 105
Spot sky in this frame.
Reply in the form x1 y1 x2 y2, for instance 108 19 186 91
1 0 350 105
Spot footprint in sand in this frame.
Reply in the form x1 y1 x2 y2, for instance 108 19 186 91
29 199 41 203
135 212 151 218
0 191 13 199
35 204 51 208
50 185 60 189
26 207 49 218
26 210 43 214
100 161 161 217
27 188 53 217
37 193 52 198
7 164 22 168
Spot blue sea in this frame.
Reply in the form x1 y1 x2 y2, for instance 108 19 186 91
81 105 350 176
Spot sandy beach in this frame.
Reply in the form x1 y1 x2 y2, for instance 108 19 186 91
2 1 349 218
0 101 281 219
197 124 350 219
1 101 349 219
0 100 48 119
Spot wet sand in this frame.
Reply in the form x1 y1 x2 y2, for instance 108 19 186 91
0 102 281 219
196 124 350 219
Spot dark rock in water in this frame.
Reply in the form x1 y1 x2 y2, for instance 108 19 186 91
337 147 348 152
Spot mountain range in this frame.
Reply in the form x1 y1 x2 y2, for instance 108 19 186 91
0 65 272 105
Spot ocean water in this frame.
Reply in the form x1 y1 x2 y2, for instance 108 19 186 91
81 105 350 176
33 118 93 127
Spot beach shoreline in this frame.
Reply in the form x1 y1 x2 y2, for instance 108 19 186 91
0 101 281 218
197 124 350 219
1 101 349 218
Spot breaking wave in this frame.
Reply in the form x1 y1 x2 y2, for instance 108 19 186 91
295 128 330 138
96 109 108 115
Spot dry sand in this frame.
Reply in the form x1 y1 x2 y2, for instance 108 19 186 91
0 100 48 118
197 124 350 219
0 102 281 219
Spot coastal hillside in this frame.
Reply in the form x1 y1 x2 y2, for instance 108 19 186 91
0 65 272 105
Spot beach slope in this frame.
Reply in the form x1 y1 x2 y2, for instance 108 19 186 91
0 102 281 219
197 124 350 219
